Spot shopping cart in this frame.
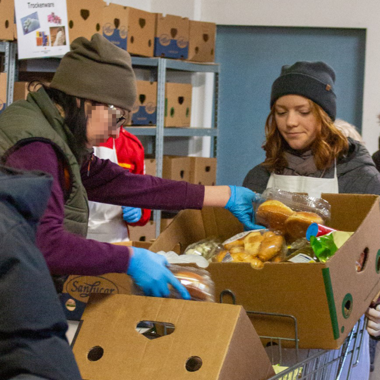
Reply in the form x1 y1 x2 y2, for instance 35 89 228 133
249 310 367 380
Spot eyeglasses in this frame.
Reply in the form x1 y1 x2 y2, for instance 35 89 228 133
108 104 128 127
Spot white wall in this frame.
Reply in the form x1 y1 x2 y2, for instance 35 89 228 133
111 0 380 153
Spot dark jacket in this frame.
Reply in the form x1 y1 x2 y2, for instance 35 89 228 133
243 138 380 196
0 165 81 380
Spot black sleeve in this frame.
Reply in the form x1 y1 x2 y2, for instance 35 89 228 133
242 164 271 194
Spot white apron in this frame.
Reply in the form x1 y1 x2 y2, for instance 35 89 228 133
266 162 339 198
87 142 130 243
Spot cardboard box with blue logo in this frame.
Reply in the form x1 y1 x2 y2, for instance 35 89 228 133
154 13 189 59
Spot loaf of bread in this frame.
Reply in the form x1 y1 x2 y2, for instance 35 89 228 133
257 233 284 261
243 231 264 256
285 211 324 240
256 200 295 233
174 271 211 301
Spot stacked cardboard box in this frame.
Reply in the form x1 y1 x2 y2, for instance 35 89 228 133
187 20 216 63
0 0 14 41
130 80 157 125
165 82 192 127
154 13 189 59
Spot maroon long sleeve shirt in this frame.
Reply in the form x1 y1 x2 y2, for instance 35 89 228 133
6 142 204 275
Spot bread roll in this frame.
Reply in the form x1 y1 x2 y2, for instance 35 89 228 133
244 231 264 256
250 257 264 269
257 234 284 261
224 237 244 251
285 211 324 240
256 200 295 233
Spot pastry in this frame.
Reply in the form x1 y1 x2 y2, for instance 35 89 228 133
256 200 295 233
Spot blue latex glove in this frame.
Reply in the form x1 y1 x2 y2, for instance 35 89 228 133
224 185 264 230
122 206 142 223
127 247 191 299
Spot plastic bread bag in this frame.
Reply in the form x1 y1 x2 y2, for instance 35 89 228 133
255 188 332 241
216 229 287 269
169 265 215 302
184 237 224 262
131 264 215 302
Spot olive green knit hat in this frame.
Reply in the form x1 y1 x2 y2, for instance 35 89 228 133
50 33 136 111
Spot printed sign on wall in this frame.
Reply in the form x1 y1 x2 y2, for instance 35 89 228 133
15 0 69 59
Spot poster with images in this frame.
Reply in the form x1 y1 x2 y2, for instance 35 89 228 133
15 0 70 59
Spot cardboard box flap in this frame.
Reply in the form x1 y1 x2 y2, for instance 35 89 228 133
72 294 275 379
150 207 243 254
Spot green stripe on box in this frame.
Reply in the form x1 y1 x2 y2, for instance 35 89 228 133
322 268 340 340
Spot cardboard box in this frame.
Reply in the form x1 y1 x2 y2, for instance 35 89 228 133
190 157 217 185
162 155 191 182
0 73 7 115
126 7 155 57
67 0 104 44
13 81 29 101
154 13 189 59
165 82 192 127
60 240 150 320
128 220 156 242
102 2 128 50
187 20 216 63
144 158 156 176
160 217 174 232
150 194 380 349
72 294 275 380
0 0 14 41
131 80 157 125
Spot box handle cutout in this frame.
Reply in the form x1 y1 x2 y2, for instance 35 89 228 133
96 23 100 32
356 247 368 272
342 293 353 319
5 20 9 29
195 47 199 54
136 321 175 340
148 39 152 47
65 298 76 311
178 96 184 105
186 356 203 372
376 249 380 273
114 18 120 29
219 289 237 304
139 18 146 28
171 28 178 38
88 346 104 361
205 166 211 172
180 170 185 178
69 20 74 29
80 9 90 21
203 34 209 42
139 94 146 104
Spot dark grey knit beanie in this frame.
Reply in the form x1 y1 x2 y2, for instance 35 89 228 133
270 61 336 121
50 33 136 111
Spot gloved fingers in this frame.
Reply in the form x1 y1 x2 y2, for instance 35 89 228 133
123 207 142 222
166 271 191 300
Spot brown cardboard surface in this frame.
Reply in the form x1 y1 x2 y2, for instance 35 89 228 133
0 0 14 41
150 194 380 349
162 155 191 182
13 81 29 101
130 80 157 125
102 2 128 49
129 220 156 242
189 157 217 185
72 294 275 380
187 20 216 63
165 82 192 127
154 13 189 59
126 7 155 57
67 0 104 43
0 73 7 113
144 158 156 176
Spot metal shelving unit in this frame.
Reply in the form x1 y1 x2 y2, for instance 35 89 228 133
3 45 220 236
0 41 17 107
